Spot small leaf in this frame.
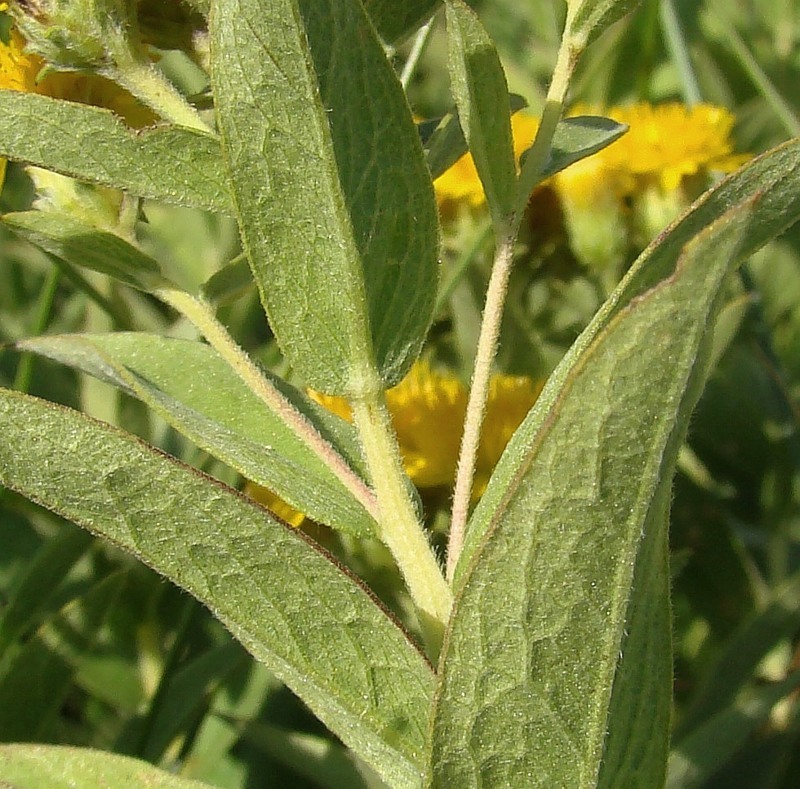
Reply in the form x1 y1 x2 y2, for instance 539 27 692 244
211 0 439 394
422 94 527 181
0 91 230 213
567 0 641 47
3 210 169 292
445 0 516 226
0 744 211 789
0 389 434 785
539 115 628 180
429 200 756 786
200 254 254 306
16 332 376 536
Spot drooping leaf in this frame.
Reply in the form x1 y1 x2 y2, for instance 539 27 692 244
445 0 516 226
0 91 230 213
0 744 211 789
3 210 169 292
0 389 434 785
15 332 377 536
211 0 439 394
429 200 756 786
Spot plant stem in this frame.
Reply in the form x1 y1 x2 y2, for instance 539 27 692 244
447 224 514 581
351 387 452 656
155 287 379 521
110 53 211 132
446 29 579 582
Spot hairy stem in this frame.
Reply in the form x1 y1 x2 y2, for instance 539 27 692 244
155 288 379 521
446 28 580 582
351 387 452 657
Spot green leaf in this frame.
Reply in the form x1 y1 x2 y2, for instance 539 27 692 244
539 115 628 179
667 670 800 789
15 332 377 536
3 210 169 292
183 0 442 42
211 0 439 394
567 0 641 47
0 573 125 741
199 253 254 306
362 0 440 44
596 494 672 787
445 0 516 226
421 94 527 182
461 138 800 582
0 389 435 785
0 91 230 213
0 744 211 789
429 200 756 786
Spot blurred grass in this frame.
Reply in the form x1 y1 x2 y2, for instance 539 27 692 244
2 1 800 786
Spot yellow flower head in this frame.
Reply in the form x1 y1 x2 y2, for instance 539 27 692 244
603 102 750 192
557 102 750 202
434 112 540 210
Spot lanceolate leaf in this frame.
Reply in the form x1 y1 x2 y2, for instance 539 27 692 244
445 0 517 227
0 91 230 213
3 210 169 292
211 0 439 395
0 390 434 786
16 332 376 536
429 200 756 786
0 744 211 789
461 138 800 581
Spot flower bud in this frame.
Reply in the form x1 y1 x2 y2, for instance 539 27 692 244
8 0 139 74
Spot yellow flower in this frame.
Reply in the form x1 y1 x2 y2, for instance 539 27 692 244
245 484 307 528
554 102 751 273
434 112 540 210
252 362 543 527
602 102 750 192
556 102 750 202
